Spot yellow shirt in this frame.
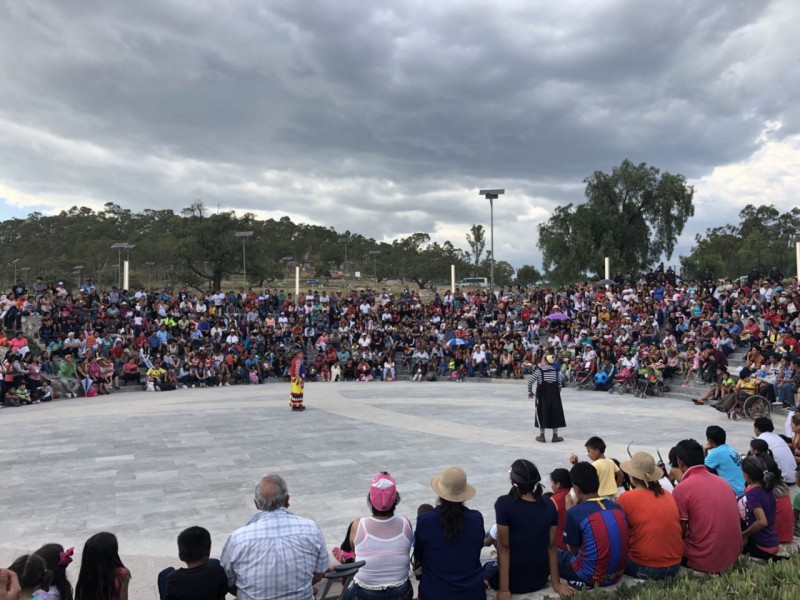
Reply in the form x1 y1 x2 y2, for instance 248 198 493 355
593 457 620 497
736 378 757 395
147 367 166 379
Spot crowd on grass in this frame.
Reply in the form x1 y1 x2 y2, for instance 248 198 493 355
3 417 800 600
1 264 798 407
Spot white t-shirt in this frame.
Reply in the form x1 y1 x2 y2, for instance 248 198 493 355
758 431 797 484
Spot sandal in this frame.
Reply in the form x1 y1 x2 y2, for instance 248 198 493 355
332 547 354 564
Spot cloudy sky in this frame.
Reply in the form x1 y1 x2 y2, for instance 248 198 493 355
1 0 799 269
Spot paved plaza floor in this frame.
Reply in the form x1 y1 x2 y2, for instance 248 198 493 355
0 380 758 598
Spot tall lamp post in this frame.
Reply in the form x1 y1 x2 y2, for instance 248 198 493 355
20 267 30 285
338 237 354 290
10 258 19 286
145 261 155 290
280 257 294 281
74 265 84 291
111 242 134 287
479 188 505 289
234 231 254 288
368 250 381 281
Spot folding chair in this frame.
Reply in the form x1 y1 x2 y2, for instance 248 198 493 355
317 560 366 600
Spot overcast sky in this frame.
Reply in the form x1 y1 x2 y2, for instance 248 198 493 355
1 0 799 269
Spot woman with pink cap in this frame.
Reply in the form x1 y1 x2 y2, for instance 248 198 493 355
340 472 413 600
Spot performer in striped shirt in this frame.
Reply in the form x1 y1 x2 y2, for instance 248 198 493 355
528 355 567 443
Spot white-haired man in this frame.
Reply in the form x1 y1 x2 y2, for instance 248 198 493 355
221 475 329 599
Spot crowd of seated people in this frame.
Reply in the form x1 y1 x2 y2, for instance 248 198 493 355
0 265 798 406
3 418 800 600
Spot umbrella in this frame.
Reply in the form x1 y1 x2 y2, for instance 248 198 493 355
446 338 468 347
545 312 570 321
596 278 615 285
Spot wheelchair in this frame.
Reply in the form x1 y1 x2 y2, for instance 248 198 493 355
727 392 771 420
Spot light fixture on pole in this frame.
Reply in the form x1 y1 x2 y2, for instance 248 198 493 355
74 265 84 290
111 243 131 287
479 188 505 289
368 250 380 281
338 237 354 289
234 231 254 288
10 258 19 285
280 256 293 280
145 261 155 289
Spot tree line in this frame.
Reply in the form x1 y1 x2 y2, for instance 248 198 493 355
678 204 800 280
0 201 541 291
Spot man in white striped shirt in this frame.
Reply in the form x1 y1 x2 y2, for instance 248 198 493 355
221 474 330 599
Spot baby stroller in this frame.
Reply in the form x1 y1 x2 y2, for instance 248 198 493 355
634 367 662 398
615 367 637 395
575 360 597 390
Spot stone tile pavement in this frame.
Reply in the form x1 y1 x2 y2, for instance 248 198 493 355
0 380 761 598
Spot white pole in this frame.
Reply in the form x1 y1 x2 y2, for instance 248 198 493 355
123 260 130 291
295 266 300 298
490 198 494 289
451 264 456 293
604 257 610 280
796 241 799 278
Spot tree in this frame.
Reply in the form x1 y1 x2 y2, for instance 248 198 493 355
516 264 543 285
174 206 245 290
680 204 800 279
465 224 486 268
537 160 695 284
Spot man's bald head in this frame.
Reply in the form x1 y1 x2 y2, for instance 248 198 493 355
254 475 289 512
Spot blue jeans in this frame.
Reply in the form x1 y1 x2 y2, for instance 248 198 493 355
341 579 412 600
556 548 582 583
624 559 679 580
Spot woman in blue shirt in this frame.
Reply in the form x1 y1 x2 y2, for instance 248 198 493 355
414 467 485 600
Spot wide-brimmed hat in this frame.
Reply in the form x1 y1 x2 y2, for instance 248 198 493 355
620 452 662 483
430 467 476 503
545 354 556 364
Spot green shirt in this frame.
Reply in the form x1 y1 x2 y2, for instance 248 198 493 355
59 361 77 378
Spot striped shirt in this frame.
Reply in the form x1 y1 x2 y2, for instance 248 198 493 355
220 508 329 600
527 366 561 393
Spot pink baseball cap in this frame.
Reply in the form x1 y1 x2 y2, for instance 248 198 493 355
369 472 398 511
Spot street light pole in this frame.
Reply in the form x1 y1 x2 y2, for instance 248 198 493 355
145 261 155 289
111 243 132 288
10 258 19 286
235 231 254 289
338 237 354 291
479 189 505 289
368 250 381 281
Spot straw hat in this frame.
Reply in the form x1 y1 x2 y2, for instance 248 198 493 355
430 467 476 502
620 452 662 483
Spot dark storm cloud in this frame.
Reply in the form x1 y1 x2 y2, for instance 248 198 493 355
0 0 798 266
